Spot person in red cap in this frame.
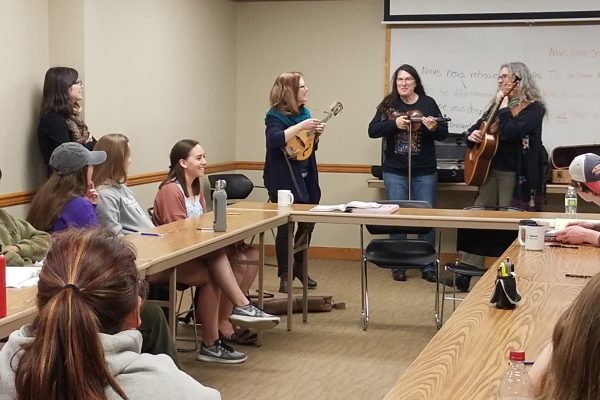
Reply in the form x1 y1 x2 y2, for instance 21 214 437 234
555 153 600 246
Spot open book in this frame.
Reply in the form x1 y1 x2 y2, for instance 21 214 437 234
309 201 399 214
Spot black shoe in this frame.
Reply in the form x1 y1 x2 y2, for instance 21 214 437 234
392 269 407 281
293 264 318 289
421 270 437 283
278 278 289 294
440 274 472 292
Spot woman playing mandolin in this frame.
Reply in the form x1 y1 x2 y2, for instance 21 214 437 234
264 72 325 293
454 62 547 292
368 64 449 283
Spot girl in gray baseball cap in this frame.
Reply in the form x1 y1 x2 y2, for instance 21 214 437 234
27 142 106 232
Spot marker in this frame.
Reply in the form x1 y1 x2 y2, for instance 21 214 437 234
139 232 163 237
547 244 579 249
565 273 593 279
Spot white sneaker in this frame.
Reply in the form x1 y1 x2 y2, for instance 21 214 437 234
230 303 280 330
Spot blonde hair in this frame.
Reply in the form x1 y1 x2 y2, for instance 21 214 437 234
269 71 303 115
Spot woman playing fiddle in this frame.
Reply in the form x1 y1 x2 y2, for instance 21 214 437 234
368 64 448 282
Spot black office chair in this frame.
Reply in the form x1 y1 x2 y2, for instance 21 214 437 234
360 200 439 330
438 205 524 326
208 173 254 203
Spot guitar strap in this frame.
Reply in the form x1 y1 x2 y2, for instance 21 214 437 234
510 100 533 117
282 149 302 195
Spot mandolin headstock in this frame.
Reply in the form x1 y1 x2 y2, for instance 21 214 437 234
328 101 343 116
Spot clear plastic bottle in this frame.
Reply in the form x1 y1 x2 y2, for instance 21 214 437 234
564 185 577 219
498 350 534 400
212 180 227 232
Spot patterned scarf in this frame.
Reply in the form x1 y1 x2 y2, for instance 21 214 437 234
65 105 92 144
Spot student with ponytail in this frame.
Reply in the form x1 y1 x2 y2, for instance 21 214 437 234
0 228 220 400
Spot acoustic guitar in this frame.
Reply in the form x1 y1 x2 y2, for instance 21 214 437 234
283 101 343 160
463 77 521 186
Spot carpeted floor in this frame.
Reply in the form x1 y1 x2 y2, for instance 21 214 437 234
176 258 457 399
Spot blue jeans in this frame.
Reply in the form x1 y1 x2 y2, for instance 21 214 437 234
383 171 437 272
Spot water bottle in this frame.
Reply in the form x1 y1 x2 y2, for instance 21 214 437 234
0 247 6 318
498 350 534 399
212 180 227 232
564 185 577 219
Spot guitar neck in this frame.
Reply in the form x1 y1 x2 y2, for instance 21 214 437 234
320 112 334 124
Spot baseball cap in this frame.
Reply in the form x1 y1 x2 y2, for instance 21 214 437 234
569 153 600 194
49 142 107 176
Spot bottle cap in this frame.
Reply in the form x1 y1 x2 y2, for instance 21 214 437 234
508 350 525 362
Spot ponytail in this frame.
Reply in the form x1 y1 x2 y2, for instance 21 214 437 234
14 228 139 400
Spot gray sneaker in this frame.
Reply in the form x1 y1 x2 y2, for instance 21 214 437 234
197 339 247 364
230 303 280 330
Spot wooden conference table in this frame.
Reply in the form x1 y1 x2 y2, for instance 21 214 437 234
0 209 287 339
229 201 600 330
383 242 600 400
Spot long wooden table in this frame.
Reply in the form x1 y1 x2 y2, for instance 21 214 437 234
0 209 287 339
230 201 600 330
384 243 600 399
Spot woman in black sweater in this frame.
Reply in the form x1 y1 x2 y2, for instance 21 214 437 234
37 67 96 174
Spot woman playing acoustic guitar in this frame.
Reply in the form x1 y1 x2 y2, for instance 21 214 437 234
455 62 547 292
264 72 325 293
466 61 546 212
368 64 449 283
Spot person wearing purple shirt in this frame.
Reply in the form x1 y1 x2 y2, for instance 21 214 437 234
27 142 106 232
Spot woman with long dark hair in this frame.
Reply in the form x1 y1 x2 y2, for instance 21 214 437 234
0 228 220 399
368 64 448 282
154 139 279 355
37 67 96 173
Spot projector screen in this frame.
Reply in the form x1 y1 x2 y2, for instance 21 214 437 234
384 0 600 23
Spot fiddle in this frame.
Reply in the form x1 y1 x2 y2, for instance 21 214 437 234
392 110 451 131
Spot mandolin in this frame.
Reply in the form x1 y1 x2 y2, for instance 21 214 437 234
283 101 343 160
463 77 521 186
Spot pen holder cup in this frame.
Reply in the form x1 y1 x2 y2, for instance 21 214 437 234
490 275 521 310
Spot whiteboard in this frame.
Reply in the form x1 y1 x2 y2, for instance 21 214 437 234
385 0 600 23
389 24 600 152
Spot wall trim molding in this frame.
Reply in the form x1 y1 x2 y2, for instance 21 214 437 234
0 161 372 208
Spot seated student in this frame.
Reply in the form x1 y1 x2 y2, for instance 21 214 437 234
92 133 248 362
0 228 220 400
27 142 106 232
27 141 183 367
529 273 600 398
555 153 600 246
0 168 50 265
154 139 279 346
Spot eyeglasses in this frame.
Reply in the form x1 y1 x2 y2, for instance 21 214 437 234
73 80 83 87
498 74 511 80
397 77 415 84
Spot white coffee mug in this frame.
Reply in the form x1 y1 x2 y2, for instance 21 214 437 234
277 190 294 208
518 225 546 251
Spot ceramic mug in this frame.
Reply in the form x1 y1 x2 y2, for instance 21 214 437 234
518 224 546 251
518 220 538 247
277 190 294 208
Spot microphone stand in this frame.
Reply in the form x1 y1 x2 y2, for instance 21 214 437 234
407 123 412 200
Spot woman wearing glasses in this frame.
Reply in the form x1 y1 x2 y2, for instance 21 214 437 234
368 64 448 283
38 67 96 175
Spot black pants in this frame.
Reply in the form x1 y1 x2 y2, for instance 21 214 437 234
269 192 315 277
274 221 315 278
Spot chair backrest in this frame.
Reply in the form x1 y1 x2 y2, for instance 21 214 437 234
207 174 254 201
366 200 433 236
456 205 524 257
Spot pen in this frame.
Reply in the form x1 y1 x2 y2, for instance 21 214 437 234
547 244 579 249
565 273 593 279
139 232 163 237
226 212 241 216
197 227 214 232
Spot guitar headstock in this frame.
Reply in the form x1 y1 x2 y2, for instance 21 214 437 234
328 101 343 116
